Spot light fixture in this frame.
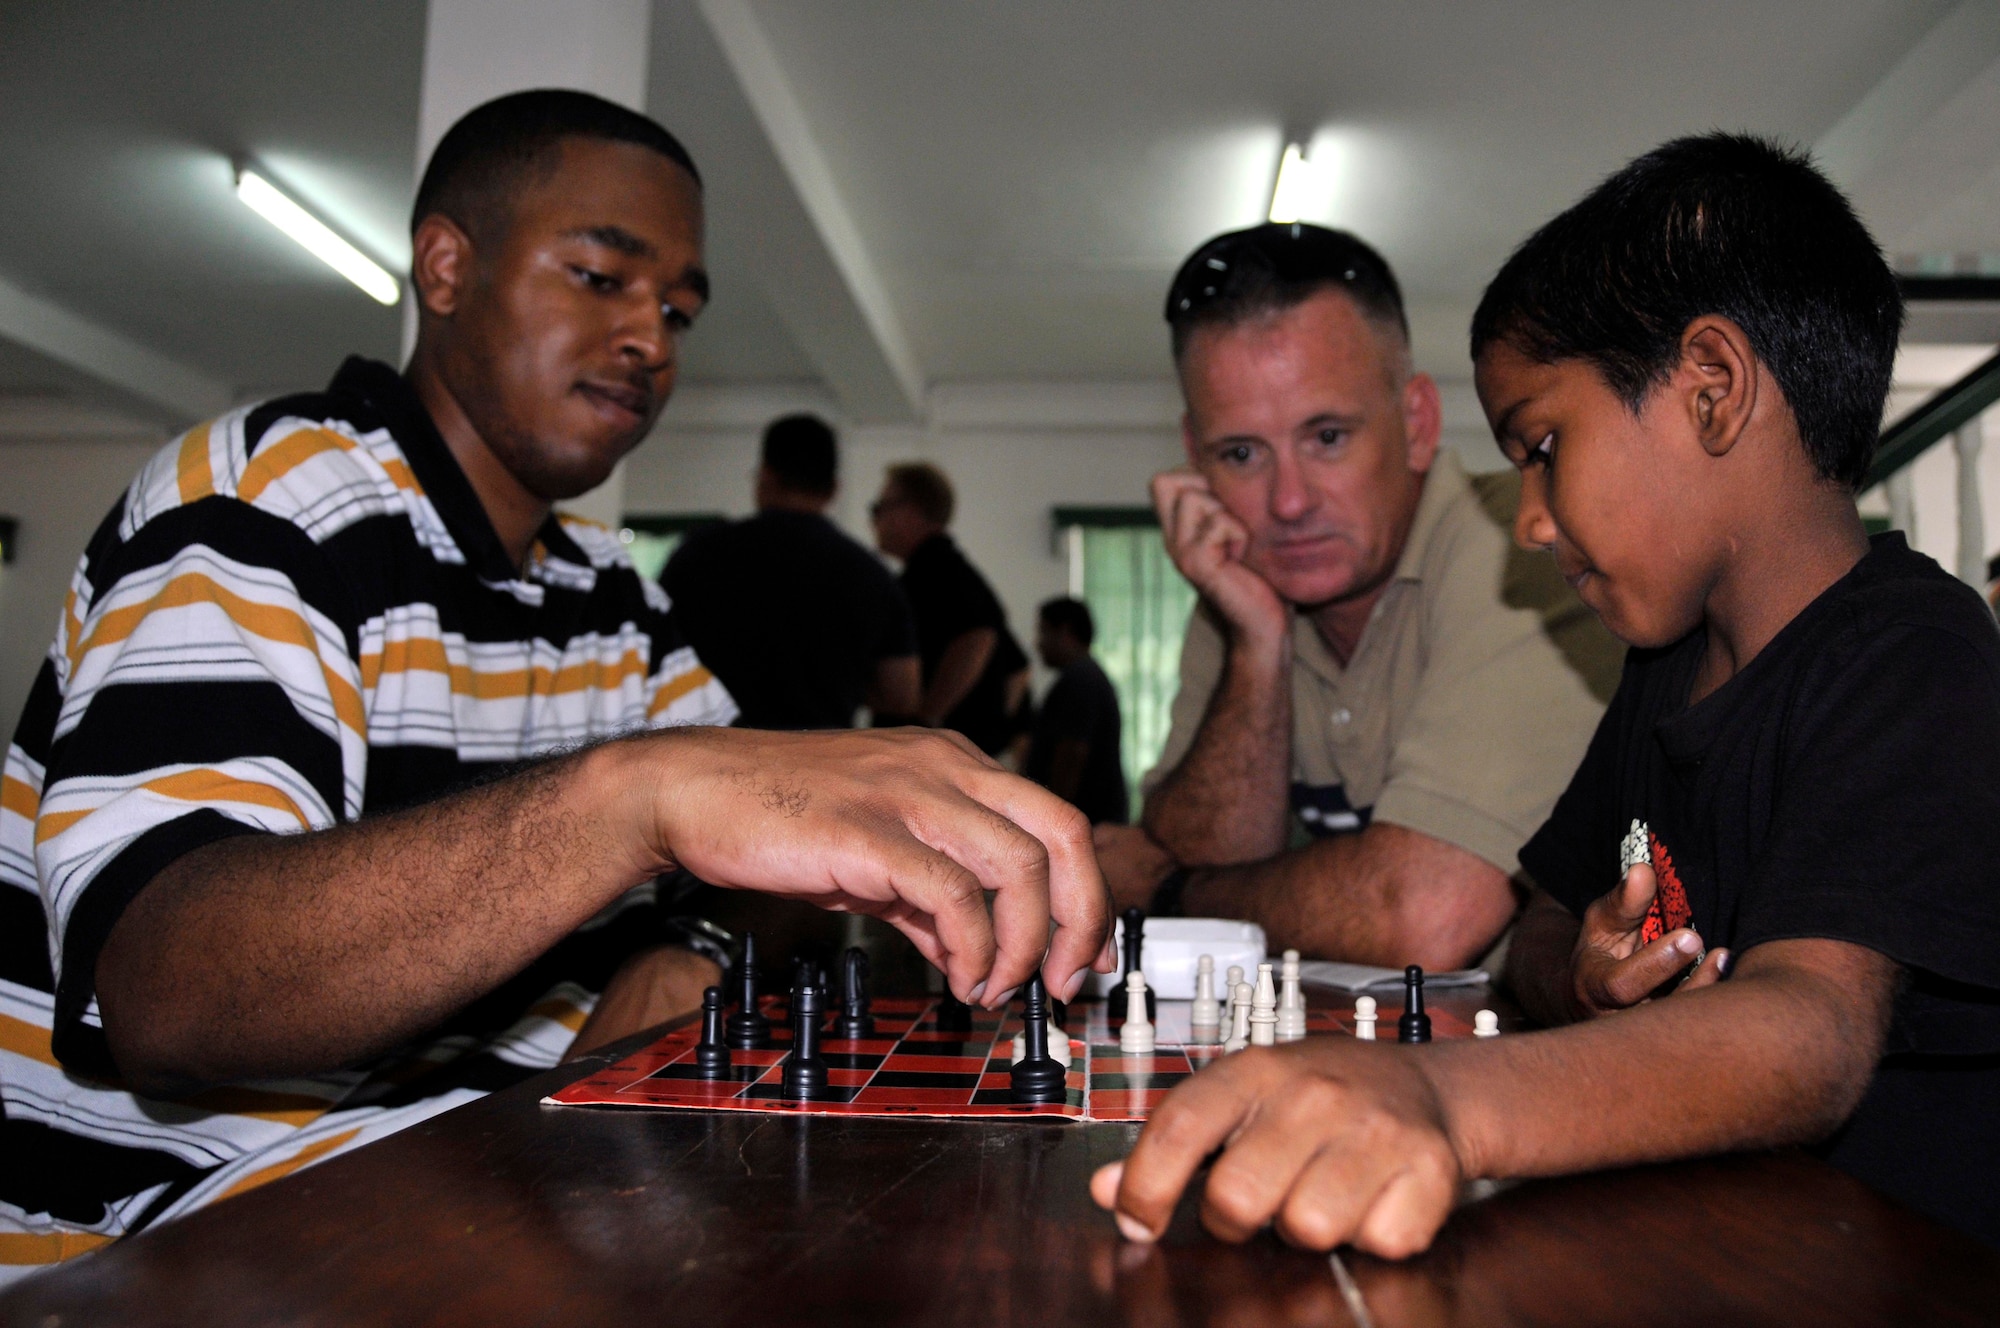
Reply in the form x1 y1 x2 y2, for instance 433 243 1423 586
234 165 400 306
1267 141 1335 225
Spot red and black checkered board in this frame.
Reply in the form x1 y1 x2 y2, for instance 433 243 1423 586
545 994 1475 1122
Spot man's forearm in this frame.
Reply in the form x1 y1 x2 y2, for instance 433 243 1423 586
1179 824 1516 969
1503 887 1585 1026
1427 940 1896 1180
1143 636 1291 864
920 629 997 726
98 740 668 1094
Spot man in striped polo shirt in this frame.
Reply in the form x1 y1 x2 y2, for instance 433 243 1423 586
0 92 1108 1280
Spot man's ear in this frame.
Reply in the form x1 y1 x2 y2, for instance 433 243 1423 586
1401 372 1443 473
1678 316 1759 459
411 213 476 320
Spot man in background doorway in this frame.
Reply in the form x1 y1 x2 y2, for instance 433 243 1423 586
1095 223 1621 971
869 462 1031 755
1024 598 1127 826
663 414 920 729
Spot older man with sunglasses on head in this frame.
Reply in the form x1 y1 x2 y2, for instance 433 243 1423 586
1093 224 1622 971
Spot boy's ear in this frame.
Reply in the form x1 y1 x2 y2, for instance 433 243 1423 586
1678 316 1759 459
411 213 476 320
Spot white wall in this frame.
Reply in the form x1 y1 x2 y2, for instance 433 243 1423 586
0 434 171 735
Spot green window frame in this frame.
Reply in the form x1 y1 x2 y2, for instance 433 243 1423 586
1053 506 1197 812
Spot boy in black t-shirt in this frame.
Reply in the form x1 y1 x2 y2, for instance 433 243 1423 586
1091 132 2000 1255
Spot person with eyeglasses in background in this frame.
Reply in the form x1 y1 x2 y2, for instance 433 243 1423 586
1092 223 1624 972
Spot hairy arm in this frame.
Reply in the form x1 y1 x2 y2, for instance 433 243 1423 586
1099 937 1897 1256
1142 635 1293 864
868 653 922 722
98 726 1111 1096
1179 822 1518 969
919 628 997 727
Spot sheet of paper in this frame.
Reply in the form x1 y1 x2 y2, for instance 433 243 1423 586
1297 961 1490 993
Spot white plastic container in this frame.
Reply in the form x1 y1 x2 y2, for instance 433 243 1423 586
1080 917 1267 1000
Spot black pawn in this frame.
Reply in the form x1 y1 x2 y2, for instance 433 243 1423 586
837 947 875 1040
1121 906 1157 1021
782 983 829 1100
693 986 731 1078
935 989 974 1032
726 933 771 1050
1009 975 1067 1104
1398 965 1432 1044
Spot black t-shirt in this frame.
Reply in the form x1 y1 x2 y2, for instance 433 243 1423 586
662 510 916 730
1520 534 2000 1246
1024 656 1129 825
898 533 1024 754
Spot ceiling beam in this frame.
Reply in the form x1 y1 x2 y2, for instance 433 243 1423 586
0 273 232 428
1815 0 2000 187
654 0 923 422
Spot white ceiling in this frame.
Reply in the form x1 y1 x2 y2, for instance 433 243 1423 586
0 0 1996 431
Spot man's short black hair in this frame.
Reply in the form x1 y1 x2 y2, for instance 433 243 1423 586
1165 222 1409 363
1039 597 1095 647
1470 132 1902 490
884 463 954 526
411 89 702 244
762 414 837 496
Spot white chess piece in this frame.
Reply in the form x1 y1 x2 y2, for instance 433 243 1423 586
1119 970 1155 1054
1190 955 1221 1042
1276 950 1306 1041
1474 1009 1500 1039
1223 965 1245 1036
1223 981 1253 1052
1353 994 1378 1041
1011 1031 1026 1064
1049 1015 1072 1065
1249 962 1278 1046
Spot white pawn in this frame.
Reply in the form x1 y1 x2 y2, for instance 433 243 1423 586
1223 965 1245 1035
1249 962 1278 1046
1190 955 1221 1043
1050 1015 1072 1066
1474 1009 1500 1039
1276 949 1307 1041
1353 994 1378 1041
1119 970 1155 1054
1223 981 1253 1052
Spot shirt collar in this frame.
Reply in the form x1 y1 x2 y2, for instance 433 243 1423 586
325 356 574 583
1389 450 1472 585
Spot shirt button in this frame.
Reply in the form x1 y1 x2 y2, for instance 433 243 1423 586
1331 708 1352 726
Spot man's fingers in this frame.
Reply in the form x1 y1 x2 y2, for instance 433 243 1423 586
1676 946 1731 993
958 765 1110 1002
1349 1152 1457 1260
860 819 1003 1002
1202 1071 1350 1243
1585 929 1703 1008
1604 863 1658 929
1113 1058 1264 1241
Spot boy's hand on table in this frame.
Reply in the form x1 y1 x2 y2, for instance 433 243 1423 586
1090 1042 1463 1259
1571 863 1730 1018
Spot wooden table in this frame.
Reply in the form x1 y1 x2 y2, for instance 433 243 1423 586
7 986 1999 1326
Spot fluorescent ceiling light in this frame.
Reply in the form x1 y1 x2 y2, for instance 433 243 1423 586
235 167 400 306
1267 141 1335 225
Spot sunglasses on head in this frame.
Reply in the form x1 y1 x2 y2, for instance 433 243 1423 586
1164 222 1393 323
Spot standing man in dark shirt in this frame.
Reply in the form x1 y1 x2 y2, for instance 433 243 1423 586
1025 598 1128 825
664 415 920 729
870 462 1029 754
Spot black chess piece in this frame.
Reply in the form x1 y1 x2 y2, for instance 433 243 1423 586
694 986 732 1078
934 989 973 1032
726 933 772 1050
1009 975 1067 1104
1121 906 1157 1021
782 983 829 1100
1398 964 1432 1044
836 947 875 1040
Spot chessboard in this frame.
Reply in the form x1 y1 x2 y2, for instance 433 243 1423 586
545 993 1478 1123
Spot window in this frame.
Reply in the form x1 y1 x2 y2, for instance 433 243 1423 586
1054 507 1197 812
618 513 727 583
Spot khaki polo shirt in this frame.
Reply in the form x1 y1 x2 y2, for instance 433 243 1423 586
1144 452 1623 875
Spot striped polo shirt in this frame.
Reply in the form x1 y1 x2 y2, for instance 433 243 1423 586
0 357 735 1279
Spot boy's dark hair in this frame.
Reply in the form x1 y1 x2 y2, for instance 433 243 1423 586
761 414 837 496
885 462 954 526
412 89 701 244
1165 222 1409 364
1470 132 1902 489
1039 597 1095 647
